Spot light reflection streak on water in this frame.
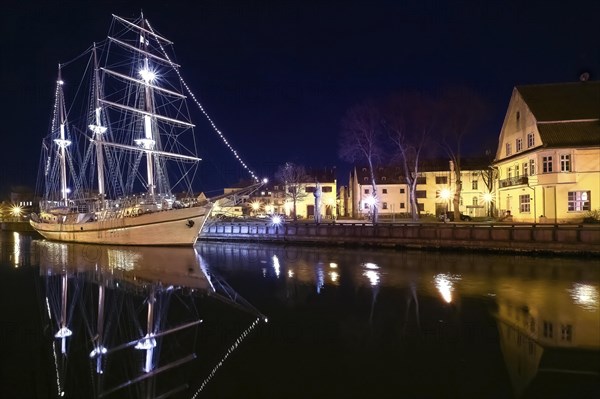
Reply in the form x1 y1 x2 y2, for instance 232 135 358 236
272 255 281 278
12 232 20 267
434 273 462 303
316 262 325 293
568 283 599 311
362 262 380 286
329 271 339 283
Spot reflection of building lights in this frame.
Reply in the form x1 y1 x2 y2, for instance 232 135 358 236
364 270 380 286
363 262 379 270
272 255 281 278
13 232 20 267
434 273 462 303
329 271 339 282
329 262 337 268
287 270 294 278
568 283 598 311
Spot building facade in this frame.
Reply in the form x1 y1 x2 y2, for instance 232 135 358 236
494 81 600 223
349 159 493 220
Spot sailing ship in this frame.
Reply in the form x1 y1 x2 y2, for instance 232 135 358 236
30 14 215 246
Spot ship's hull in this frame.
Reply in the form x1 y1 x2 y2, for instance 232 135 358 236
30 205 212 246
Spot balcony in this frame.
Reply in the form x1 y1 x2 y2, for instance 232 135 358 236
499 175 528 188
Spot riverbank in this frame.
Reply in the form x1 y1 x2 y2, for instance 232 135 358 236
200 220 600 256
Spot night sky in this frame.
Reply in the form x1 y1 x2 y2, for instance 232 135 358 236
2 0 598 196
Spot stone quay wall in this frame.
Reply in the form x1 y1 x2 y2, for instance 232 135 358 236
200 221 600 256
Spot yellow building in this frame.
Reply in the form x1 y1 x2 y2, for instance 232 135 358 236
349 159 493 220
494 81 600 223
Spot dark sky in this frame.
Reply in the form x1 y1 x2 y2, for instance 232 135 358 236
1 0 598 195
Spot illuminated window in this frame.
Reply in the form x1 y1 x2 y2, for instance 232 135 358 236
529 159 536 175
519 194 530 213
542 156 553 173
568 191 591 211
543 321 553 338
560 324 572 342
527 132 535 148
560 154 571 172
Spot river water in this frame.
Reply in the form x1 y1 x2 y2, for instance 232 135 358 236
0 231 598 398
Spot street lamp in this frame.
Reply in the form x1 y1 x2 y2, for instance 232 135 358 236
482 192 493 218
250 201 261 216
439 188 452 220
11 205 22 220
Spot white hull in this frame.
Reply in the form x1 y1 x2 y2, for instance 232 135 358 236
31 205 212 246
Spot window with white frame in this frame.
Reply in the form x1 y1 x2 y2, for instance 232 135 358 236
560 154 571 172
519 194 531 213
529 159 536 175
507 167 513 179
515 164 520 177
523 162 528 176
568 191 591 211
472 197 478 206
516 138 523 152
472 180 478 190
527 132 535 148
505 142 512 156
542 156 553 173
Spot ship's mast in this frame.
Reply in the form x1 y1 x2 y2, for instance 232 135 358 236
89 44 107 207
137 17 156 199
53 66 71 207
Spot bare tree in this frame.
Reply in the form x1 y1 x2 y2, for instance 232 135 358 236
275 162 309 221
437 86 489 221
382 92 436 221
339 101 383 223
480 149 497 217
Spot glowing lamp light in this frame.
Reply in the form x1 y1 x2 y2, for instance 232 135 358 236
250 201 262 212
11 206 22 217
483 192 493 203
139 68 157 83
439 188 452 200
271 214 282 225
262 177 269 184
365 195 377 207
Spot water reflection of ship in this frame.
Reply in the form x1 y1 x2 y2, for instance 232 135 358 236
35 240 265 398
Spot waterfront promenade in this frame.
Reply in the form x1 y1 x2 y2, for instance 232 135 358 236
201 219 600 256
4 220 599 256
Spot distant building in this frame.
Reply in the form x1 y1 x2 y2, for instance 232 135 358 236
494 81 600 223
349 159 492 219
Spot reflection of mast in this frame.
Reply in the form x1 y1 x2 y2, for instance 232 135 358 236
89 284 107 373
55 272 72 354
136 285 157 373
